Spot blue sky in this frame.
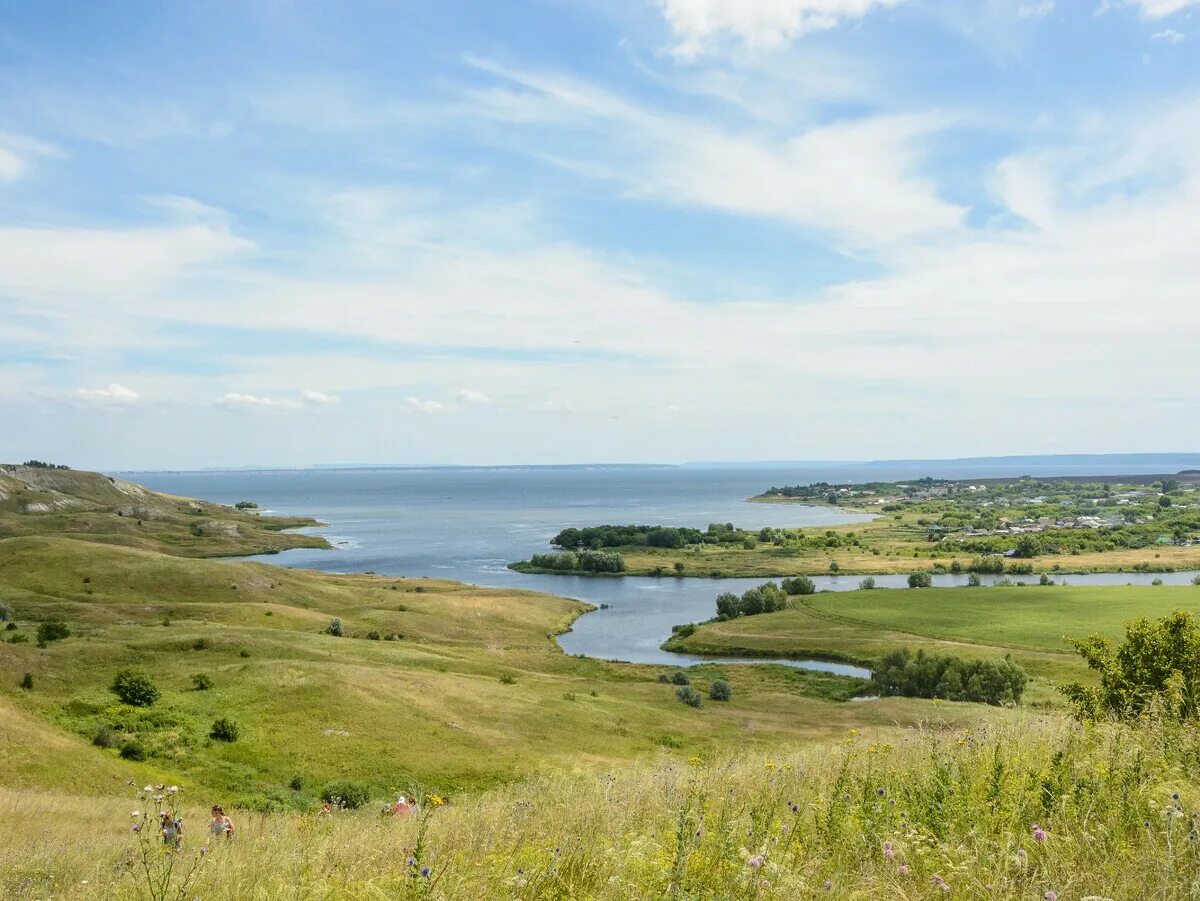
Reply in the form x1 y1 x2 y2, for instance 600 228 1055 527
1 0 1198 468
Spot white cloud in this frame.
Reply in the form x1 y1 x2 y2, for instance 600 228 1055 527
1018 1 1055 18
75 383 141 406
1125 0 1200 18
466 60 963 246
0 132 63 184
659 0 908 58
456 388 492 404
1152 27 1186 40
405 397 446 413
217 393 303 411
301 389 341 405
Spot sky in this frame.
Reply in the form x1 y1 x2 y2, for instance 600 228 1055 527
1 0 1199 469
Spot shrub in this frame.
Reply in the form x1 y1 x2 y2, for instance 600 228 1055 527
5 622 15 630
239 649 250 658
289 775 304 792
967 574 982 587
1152 578 1164 586
192 637 212 651
709 679 732 701
8 633 27 644
1039 574 1055 586
671 623 696 638
907 571 933 589
673 562 685 575
35 618 70 647
1006 562 1034 575
321 780 371 809
210 718 240 742
499 671 517 685
191 673 213 691
0 602 10 621
1064 611 1200 721
366 630 381 641
668 671 691 686
1194 574 1200 586
111 669 160 707
829 561 840 573
858 577 876 590
119 740 147 761
676 685 703 708
92 724 119 748
870 648 1027 706
324 618 343 637
782 576 816 596
19 672 32 690
949 559 963 574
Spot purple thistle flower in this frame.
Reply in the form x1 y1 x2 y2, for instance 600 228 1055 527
420 866 431 879
897 865 909 876
1044 892 1058 901
748 855 764 869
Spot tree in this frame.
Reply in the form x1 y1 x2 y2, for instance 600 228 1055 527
859 577 876 590
324 618 344 637
1063 611 1200 721
35 618 70 647
907 571 933 589
709 679 732 701
782 576 816 596
715 592 740 619
111 669 160 707
210 718 240 742
1014 536 1044 558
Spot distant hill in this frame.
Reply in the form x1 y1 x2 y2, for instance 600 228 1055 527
0 463 329 558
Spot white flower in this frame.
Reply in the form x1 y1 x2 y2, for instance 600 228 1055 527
143 785 154 793
168 786 179 793
131 810 142 818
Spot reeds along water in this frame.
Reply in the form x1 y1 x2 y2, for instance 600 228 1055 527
4 713 1199 899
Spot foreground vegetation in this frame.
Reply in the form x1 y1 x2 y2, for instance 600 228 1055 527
512 473 1200 577
5 714 1200 899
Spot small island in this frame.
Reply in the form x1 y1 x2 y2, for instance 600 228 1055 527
510 473 1200 577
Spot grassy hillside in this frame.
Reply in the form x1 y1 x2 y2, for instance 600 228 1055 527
0 463 328 557
0 535 968 808
666 583 1200 692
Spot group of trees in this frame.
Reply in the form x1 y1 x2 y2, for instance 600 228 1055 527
715 581 790 619
527 550 626 574
551 523 744 551
869 648 1028 706
20 460 70 469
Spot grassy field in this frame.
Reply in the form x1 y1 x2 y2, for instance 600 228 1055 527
666 583 1200 695
0 464 327 557
4 714 1199 900
0 535 973 808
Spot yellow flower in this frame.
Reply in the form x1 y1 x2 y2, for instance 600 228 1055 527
688 756 702 766
428 794 446 807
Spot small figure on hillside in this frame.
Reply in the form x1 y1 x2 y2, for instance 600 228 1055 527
393 795 413 816
209 805 235 839
160 811 183 849
321 801 333 816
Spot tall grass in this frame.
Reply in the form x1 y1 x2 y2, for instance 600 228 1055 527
2 714 1198 899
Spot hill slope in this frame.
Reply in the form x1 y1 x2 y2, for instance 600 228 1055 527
0 463 328 556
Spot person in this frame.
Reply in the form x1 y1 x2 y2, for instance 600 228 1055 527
393 795 413 816
209 805 234 839
161 811 183 849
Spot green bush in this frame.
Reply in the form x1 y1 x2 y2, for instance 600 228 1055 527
19 672 32 690
289 775 304 792
676 685 703 708
191 673 213 691
499 671 517 685
967 574 982 587
111 669 160 707
324 618 343 637
192 637 212 651
1064 610 1200 720
119 740 147 761
858 577 876 590
781 576 816 596
709 679 732 701
907 571 933 589
869 648 1027 706
36 618 70 646
321 780 371 809
366 630 381 641
210 718 240 742
668 671 691 686
92 725 119 748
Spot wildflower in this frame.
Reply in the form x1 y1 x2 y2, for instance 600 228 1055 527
420 866 431 878
132 825 141 832
168 786 179 794
884 848 895 860
407 858 417 868
131 811 142 818
1045 892 1059 901
898 865 909 876
1032 824 1048 844
428 794 446 807
748 855 763 869
876 787 886 797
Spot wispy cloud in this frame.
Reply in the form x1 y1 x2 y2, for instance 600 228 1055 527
659 0 910 58
1152 27 1186 41
75 383 141 406
217 393 304 411
1123 0 1200 18
456 388 492 404
301 389 341 404
405 397 446 413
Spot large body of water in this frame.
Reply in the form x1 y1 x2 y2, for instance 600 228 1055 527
125 461 1200 675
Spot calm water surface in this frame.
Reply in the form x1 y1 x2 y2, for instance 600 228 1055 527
124 464 1200 677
